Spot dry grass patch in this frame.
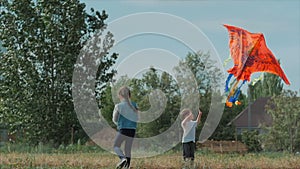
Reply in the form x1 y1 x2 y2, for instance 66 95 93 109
1 152 300 168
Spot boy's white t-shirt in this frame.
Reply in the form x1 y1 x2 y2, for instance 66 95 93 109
182 120 197 143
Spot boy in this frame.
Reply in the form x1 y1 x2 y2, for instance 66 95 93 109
180 109 202 168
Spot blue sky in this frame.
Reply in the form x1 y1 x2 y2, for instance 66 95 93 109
81 0 300 92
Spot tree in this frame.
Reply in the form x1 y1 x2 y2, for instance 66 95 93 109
99 85 115 128
131 67 181 138
0 0 117 145
263 90 300 153
251 72 284 101
183 51 223 95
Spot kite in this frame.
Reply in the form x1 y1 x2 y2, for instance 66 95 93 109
223 24 290 107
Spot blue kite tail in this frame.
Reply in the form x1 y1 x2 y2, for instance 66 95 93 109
231 80 246 102
225 74 233 92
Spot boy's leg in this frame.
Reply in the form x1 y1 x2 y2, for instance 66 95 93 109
189 142 196 169
183 142 193 169
182 142 189 161
190 142 195 161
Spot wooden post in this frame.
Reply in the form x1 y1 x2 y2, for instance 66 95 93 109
235 128 238 152
71 126 74 144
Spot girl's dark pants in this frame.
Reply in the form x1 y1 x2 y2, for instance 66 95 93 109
114 129 136 167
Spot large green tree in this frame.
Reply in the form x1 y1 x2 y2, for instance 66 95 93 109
263 90 300 153
131 68 180 138
250 72 284 101
0 0 117 145
180 51 224 117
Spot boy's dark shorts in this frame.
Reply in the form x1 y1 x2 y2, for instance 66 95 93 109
182 141 195 161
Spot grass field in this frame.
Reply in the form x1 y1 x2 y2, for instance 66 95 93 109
1 151 300 169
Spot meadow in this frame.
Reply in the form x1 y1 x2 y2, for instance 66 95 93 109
1 151 300 169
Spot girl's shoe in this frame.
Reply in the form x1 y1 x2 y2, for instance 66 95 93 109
116 158 127 169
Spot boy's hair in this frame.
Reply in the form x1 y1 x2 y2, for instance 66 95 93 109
180 109 191 119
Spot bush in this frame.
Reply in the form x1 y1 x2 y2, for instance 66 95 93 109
241 130 262 152
0 139 104 154
0 142 53 153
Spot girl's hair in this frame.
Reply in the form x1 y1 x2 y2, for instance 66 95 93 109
180 109 191 119
118 86 138 112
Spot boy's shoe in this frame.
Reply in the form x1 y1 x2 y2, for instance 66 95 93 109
190 160 195 169
116 158 127 169
182 159 189 169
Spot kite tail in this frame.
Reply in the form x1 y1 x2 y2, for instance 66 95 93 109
226 79 239 107
230 80 246 103
225 74 233 92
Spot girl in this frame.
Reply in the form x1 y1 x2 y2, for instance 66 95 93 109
113 86 139 169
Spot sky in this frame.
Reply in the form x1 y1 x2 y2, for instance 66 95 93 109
80 0 300 93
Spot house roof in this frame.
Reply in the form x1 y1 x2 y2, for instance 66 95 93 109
229 97 272 128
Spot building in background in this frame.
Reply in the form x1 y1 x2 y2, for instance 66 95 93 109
229 97 272 134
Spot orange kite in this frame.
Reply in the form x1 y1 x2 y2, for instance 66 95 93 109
224 24 290 107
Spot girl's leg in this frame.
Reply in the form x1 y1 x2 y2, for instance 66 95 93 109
114 131 126 159
124 129 135 168
124 135 134 158
124 137 133 167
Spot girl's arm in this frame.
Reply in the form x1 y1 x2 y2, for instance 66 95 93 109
112 105 119 125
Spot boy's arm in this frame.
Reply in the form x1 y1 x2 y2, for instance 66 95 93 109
196 109 202 124
182 113 192 127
